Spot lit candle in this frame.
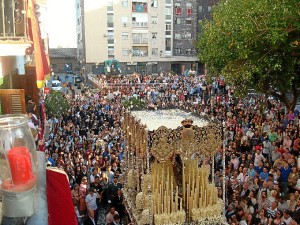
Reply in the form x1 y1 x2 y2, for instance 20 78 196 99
187 184 190 211
180 197 182 211
204 190 207 207
171 181 174 212
183 164 186 204
167 196 170 214
7 147 34 187
164 194 167 213
175 186 178 212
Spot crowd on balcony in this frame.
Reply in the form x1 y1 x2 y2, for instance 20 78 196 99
39 73 300 225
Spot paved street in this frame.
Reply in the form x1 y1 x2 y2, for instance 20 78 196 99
47 73 83 94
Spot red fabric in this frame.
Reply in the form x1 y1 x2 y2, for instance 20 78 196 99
175 7 182 15
38 131 44 152
186 8 192 15
40 103 46 134
26 0 50 87
46 170 77 225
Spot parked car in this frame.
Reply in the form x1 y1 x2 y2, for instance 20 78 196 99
73 75 83 88
51 80 62 91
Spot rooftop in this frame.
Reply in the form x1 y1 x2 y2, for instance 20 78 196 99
49 48 77 58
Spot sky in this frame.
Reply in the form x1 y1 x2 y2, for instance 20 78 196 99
46 0 77 48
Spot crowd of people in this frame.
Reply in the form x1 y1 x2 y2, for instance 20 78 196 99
32 72 300 225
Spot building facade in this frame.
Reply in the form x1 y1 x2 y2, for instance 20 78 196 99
50 48 79 73
76 0 217 76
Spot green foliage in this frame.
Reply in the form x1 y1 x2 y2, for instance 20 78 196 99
123 96 145 110
197 0 300 109
44 91 70 117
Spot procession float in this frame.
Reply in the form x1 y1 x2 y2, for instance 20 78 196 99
121 109 228 225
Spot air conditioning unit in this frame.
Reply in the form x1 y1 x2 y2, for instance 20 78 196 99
123 23 127 27
103 34 107 37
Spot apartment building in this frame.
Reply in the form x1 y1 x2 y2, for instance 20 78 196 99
76 0 217 76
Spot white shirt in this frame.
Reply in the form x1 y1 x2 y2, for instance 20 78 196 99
85 193 97 210
283 216 292 225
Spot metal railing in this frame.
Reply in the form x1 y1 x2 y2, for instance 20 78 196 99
132 38 148 44
132 22 148 28
132 52 148 57
0 0 27 39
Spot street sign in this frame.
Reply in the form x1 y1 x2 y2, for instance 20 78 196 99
44 87 50 94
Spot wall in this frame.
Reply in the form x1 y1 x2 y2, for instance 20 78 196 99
0 56 17 89
84 0 107 63
50 57 79 73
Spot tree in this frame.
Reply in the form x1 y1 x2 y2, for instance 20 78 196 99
197 0 300 110
123 96 145 110
44 91 70 117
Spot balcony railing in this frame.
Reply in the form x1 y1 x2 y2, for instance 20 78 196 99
132 22 148 28
132 38 148 44
0 0 27 39
132 52 148 57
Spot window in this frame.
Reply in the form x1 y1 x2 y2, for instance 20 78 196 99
122 0 128 7
107 30 114 40
165 38 171 51
208 6 212 12
122 17 128 27
151 0 157 7
185 32 192 39
186 3 192 15
186 18 192 25
107 15 114 27
152 33 157 39
175 3 181 15
199 6 203 12
166 23 171 31
175 48 182 54
166 23 171 36
152 64 158 73
165 0 171 4
175 17 181 24
132 33 148 44
122 49 129 56
152 48 158 55
108 47 114 56
107 5 113 11
151 16 158 24
175 33 181 39
122 32 129 40
165 6 171 20
186 48 192 55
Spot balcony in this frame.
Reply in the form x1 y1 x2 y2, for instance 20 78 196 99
0 0 27 39
0 0 31 56
132 38 148 45
132 49 148 57
132 22 148 28
132 3 148 13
